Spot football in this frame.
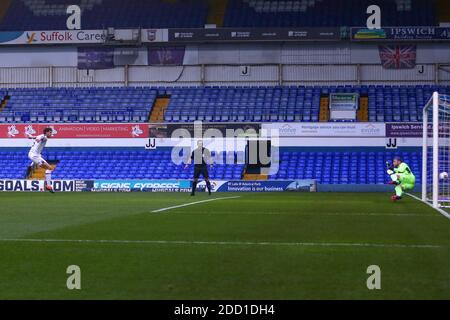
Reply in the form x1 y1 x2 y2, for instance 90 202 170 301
440 172 449 180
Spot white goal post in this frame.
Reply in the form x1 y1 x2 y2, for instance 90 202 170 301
422 92 450 208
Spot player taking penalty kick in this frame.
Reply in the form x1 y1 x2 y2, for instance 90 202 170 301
26 127 55 193
387 156 415 202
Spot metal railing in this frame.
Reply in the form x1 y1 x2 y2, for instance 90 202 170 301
0 63 448 88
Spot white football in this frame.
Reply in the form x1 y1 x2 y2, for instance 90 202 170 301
440 172 449 180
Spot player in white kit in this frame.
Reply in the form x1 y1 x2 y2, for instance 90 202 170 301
26 127 54 193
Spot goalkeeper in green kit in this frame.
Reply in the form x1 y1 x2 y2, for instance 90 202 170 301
386 156 416 202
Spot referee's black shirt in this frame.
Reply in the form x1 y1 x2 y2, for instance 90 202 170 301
191 147 210 166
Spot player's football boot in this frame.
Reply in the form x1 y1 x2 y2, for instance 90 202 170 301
390 195 401 202
387 180 400 185
45 184 55 194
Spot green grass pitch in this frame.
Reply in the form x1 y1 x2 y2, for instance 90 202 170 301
0 192 450 300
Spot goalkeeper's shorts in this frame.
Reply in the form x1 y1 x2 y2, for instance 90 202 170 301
399 175 415 190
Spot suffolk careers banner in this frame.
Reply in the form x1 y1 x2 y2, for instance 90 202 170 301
0 29 167 45
0 30 107 45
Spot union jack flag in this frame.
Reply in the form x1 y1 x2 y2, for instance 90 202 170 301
378 45 416 69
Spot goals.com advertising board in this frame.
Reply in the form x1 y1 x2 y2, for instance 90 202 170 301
0 179 316 193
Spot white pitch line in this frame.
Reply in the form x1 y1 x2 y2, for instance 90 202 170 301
406 193 450 220
180 212 436 217
0 238 444 249
151 196 241 213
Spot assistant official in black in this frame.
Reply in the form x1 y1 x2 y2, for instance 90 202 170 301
184 140 213 196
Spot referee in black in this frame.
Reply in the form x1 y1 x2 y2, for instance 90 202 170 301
184 140 213 196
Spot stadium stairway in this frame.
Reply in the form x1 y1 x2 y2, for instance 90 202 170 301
29 164 56 180
207 0 228 26
319 95 329 122
0 94 9 112
243 173 268 180
437 0 450 23
150 96 171 122
0 0 12 22
357 96 369 122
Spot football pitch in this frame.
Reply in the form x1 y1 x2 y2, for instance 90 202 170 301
0 192 450 300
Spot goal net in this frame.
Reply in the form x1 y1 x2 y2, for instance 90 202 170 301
422 92 450 208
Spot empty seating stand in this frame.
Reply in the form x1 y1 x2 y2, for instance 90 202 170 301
1 85 449 124
51 150 244 180
0 0 208 31
0 87 157 123
163 86 321 123
0 0 435 30
270 150 422 184
0 148 420 184
224 0 436 27
0 149 244 180
0 150 32 179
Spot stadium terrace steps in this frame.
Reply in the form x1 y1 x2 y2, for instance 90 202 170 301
207 0 229 26
29 164 56 181
0 94 9 113
319 96 329 122
357 96 369 122
150 97 171 123
437 0 450 23
243 173 268 180
0 0 12 22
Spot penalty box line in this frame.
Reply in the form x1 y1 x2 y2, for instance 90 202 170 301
151 196 241 213
0 238 444 249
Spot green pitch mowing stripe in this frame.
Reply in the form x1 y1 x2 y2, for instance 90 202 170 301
0 192 450 299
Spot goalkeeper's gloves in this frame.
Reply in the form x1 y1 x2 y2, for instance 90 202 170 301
386 162 395 175
386 161 394 171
